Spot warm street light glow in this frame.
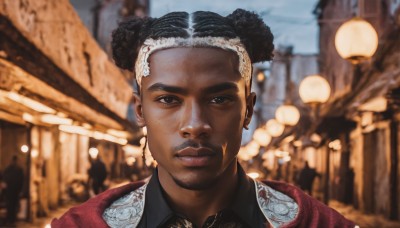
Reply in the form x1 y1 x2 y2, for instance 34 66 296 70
107 129 130 138
359 96 387 113
103 134 128 145
293 140 303 147
31 149 39 158
246 141 260 157
282 155 291 162
311 133 322 143
266 119 285 137
59 125 91 136
7 91 56 114
89 147 99 159
21 145 29 153
299 75 331 104
335 17 378 63
274 150 289 157
275 105 300 126
93 131 105 140
40 114 73 125
126 156 136 166
22 113 35 123
122 144 142 157
257 71 265 82
360 111 374 127
328 139 342 151
238 147 252 161
247 172 260 179
253 128 271 146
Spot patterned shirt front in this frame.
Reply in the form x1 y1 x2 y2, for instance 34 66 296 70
103 164 298 228
136 166 267 228
162 209 253 228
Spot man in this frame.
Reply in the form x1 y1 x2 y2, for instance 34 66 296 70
88 156 108 195
3 155 24 225
52 9 356 227
297 161 319 196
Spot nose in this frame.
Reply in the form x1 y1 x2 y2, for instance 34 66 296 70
179 100 212 139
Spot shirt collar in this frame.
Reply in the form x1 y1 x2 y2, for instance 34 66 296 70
145 169 174 227
144 164 263 227
231 164 263 228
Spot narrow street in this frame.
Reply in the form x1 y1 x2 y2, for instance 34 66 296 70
330 201 400 228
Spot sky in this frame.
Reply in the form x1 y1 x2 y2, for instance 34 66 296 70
150 0 319 54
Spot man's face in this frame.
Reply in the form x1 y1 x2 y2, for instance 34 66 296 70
134 47 255 190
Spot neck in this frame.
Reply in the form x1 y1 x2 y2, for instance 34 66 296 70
158 161 239 227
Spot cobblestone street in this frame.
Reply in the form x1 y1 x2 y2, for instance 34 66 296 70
12 203 77 228
330 201 400 228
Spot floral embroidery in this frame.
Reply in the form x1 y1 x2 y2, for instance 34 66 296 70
102 184 147 228
135 37 252 86
102 181 298 228
255 181 298 228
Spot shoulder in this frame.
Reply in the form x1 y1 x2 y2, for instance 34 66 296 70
51 181 146 228
259 180 356 228
102 182 147 227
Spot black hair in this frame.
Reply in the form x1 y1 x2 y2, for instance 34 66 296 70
112 9 274 72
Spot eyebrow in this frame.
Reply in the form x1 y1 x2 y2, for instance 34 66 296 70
146 82 239 94
202 82 239 94
147 83 188 95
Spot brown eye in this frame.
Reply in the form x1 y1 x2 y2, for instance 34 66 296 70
157 96 181 105
210 96 232 104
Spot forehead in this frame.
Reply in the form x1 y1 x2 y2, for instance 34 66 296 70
142 47 243 89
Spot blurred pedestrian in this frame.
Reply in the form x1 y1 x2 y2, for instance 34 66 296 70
3 155 24 225
297 161 319 196
88 156 107 195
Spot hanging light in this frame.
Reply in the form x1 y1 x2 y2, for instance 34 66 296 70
257 71 265 82
40 114 73 125
238 147 252 161
359 96 387 113
247 172 260 179
266 119 284 137
253 128 271 146
246 141 260 157
299 75 331 104
275 105 300 126
122 144 142 157
21 145 29 153
88 147 99 159
335 17 378 63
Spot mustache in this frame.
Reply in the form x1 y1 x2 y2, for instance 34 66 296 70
173 140 222 153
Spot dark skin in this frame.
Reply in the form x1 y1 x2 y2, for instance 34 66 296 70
132 47 256 227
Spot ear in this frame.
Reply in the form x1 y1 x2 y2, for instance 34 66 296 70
132 93 146 127
243 92 256 129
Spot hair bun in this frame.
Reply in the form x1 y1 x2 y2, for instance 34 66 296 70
112 17 153 71
227 9 274 63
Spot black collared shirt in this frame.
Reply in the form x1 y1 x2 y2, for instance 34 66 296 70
137 164 267 228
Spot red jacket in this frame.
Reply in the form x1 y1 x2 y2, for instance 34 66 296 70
51 180 355 228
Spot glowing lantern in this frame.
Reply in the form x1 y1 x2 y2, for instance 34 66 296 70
89 147 99 159
299 75 331 104
253 128 271 146
238 147 251 161
266 119 284 137
275 105 300 126
335 17 378 63
21 145 29 153
246 141 260 157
